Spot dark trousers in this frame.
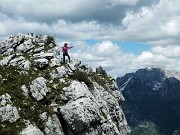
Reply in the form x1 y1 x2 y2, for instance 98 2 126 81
63 52 70 63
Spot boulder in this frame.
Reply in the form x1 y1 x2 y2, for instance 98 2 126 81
0 93 20 123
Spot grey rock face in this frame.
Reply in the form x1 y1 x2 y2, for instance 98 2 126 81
96 66 107 76
20 124 44 135
0 93 20 123
29 77 51 101
0 34 130 135
34 58 49 69
40 112 64 135
0 33 57 71
58 81 129 135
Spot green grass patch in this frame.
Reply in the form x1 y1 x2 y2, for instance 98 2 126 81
89 72 110 90
0 54 3 60
69 70 93 89
0 65 59 133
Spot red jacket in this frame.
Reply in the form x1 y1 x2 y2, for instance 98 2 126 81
62 46 74 53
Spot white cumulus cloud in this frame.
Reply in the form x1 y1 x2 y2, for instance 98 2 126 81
1 0 180 76
66 41 180 77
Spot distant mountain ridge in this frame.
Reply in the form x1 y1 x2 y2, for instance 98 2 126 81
116 67 180 135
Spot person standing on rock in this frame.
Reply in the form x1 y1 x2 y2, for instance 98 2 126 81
62 43 74 64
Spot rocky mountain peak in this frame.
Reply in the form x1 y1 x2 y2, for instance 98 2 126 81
117 66 180 92
0 33 130 135
138 66 180 81
116 67 180 135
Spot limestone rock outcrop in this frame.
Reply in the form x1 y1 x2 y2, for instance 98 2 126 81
0 33 130 135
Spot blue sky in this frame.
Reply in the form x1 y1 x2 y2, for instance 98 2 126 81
115 41 151 55
85 39 151 55
0 0 180 77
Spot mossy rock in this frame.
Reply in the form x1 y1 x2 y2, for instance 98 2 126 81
69 70 93 88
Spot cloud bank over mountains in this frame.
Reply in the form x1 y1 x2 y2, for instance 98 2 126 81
0 0 180 76
69 41 180 77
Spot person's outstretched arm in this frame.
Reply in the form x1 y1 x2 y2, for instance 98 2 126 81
67 46 74 49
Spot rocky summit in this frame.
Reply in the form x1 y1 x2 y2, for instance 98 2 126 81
116 67 180 135
0 33 130 135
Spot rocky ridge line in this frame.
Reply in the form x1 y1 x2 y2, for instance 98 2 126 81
116 67 180 135
0 33 130 135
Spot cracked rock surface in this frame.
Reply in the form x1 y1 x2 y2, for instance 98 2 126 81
0 33 130 135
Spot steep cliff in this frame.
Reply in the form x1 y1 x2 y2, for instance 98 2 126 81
116 67 180 135
0 33 130 135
